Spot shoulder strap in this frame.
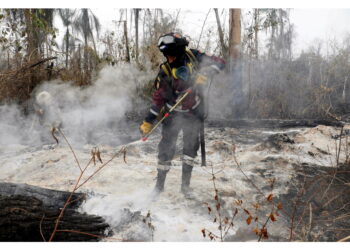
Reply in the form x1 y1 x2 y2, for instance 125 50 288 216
185 48 198 69
161 62 172 77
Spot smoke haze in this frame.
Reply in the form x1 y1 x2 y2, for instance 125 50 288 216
0 64 153 150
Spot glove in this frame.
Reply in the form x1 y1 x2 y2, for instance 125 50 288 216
139 121 153 136
194 73 208 85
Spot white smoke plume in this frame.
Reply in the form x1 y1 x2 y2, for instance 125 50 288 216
0 64 153 150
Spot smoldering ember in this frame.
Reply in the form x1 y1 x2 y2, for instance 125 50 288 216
0 8 350 243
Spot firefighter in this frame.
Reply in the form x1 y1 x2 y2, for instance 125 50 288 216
139 32 225 197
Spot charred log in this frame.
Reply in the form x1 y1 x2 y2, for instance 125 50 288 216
0 182 85 209
0 182 111 242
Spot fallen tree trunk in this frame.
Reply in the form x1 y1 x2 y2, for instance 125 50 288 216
0 182 85 209
0 182 111 242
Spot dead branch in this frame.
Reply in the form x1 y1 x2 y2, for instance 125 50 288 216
48 128 126 242
28 57 57 69
57 128 82 172
338 235 350 242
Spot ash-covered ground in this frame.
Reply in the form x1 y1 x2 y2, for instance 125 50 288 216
1 122 349 241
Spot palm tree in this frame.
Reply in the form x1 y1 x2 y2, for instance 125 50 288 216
58 9 76 68
74 9 100 53
73 9 101 75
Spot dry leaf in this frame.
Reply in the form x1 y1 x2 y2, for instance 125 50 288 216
96 149 103 164
252 203 260 209
208 207 212 214
201 229 206 238
270 213 277 222
235 199 243 206
267 194 273 202
261 228 268 239
253 227 259 235
244 209 251 215
246 216 252 225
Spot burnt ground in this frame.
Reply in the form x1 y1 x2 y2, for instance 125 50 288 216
277 163 350 241
208 119 350 242
1 118 350 242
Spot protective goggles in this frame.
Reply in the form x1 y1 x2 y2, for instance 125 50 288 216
157 35 175 48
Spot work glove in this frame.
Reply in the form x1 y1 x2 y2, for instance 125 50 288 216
139 121 153 136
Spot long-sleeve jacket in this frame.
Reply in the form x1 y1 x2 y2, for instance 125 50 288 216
145 49 226 123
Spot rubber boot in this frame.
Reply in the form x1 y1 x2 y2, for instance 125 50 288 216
181 163 193 197
153 169 168 194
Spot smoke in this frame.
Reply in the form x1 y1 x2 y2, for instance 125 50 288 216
0 64 153 150
0 104 28 146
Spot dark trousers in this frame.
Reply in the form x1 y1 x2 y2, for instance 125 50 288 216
158 112 201 164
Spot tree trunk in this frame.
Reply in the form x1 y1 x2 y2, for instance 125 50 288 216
0 182 111 241
83 35 90 84
78 43 81 72
268 10 277 60
279 9 285 59
214 8 227 58
24 9 40 61
342 76 348 102
228 9 243 118
65 27 69 68
134 9 140 65
7 50 10 70
253 9 259 58
228 9 241 64
23 9 42 103
124 20 130 63
78 44 82 85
